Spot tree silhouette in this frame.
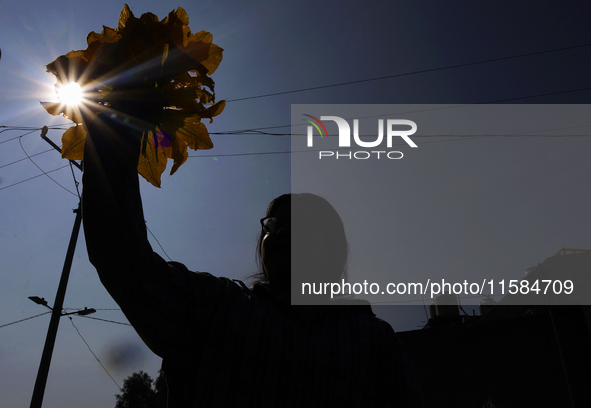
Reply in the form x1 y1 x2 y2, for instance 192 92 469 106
115 370 166 408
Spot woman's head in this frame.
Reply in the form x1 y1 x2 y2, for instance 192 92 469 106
257 193 348 294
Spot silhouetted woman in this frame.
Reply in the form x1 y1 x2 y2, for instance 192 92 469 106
82 113 422 407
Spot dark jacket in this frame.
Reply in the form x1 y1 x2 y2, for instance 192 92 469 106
81 114 422 407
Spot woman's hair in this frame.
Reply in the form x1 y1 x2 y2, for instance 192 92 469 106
254 193 290 274
253 193 348 290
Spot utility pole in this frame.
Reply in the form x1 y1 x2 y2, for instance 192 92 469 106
29 127 84 408
29 204 82 408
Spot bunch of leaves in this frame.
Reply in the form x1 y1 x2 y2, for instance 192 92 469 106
41 4 225 187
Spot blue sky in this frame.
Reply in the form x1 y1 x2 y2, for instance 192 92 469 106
1 1 591 407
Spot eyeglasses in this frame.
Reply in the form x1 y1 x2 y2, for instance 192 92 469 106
260 216 288 234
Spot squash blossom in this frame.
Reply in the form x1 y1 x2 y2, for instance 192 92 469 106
41 4 225 187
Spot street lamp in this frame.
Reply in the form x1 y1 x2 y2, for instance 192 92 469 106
28 294 96 408
28 296 96 316
69 307 96 316
28 296 49 308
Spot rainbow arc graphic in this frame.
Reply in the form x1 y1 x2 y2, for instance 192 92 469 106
303 114 328 138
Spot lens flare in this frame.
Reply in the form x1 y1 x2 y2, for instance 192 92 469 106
56 82 83 106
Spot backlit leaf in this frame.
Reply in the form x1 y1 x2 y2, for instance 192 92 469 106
206 100 226 119
168 136 189 176
137 132 168 188
201 43 223 74
87 26 121 45
61 125 87 160
161 111 213 150
176 7 189 25
184 41 211 65
161 43 169 66
118 4 134 30
40 102 83 124
46 55 88 82
41 102 65 117
188 30 213 45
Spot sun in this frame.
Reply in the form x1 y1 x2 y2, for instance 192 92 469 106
56 82 84 106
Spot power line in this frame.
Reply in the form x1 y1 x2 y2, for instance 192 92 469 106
0 42 589 143
0 125 588 191
61 308 130 325
225 43 591 102
212 85 591 137
478 86 591 104
0 164 70 192
0 148 54 169
0 126 70 144
68 316 122 390
1 91 590 187
1 41 582 143
211 130 292 136
0 129 39 145
147 225 173 261
0 311 51 329
0 309 130 328
1 67 590 190
188 132 591 159
18 134 77 197
78 315 131 326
